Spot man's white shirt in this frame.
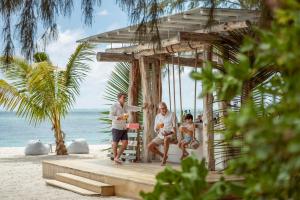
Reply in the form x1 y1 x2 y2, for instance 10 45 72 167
109 102 141 130
154 111 177 139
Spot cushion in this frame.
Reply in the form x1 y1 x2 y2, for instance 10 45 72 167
66 138 89 154
24 140 49 155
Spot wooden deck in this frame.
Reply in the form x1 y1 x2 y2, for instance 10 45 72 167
42 159 243 199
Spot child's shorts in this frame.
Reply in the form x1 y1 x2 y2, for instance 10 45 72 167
183 135 192 143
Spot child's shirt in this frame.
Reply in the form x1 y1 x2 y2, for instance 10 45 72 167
181 122 194 137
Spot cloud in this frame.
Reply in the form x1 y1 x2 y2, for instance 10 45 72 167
45 27 115 109
97 9 109 16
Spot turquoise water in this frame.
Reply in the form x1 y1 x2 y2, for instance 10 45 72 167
0 109 203 147
0 110 111 147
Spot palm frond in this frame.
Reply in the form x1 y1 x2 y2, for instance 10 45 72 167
0 57 33 92
58 43 94 114
0 79 23 111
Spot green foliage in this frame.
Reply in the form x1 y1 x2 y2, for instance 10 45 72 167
141 156 209 200
33 52 49 62
144 1 300 200
141 156 244 200
190 1 300 199
0 0 101 60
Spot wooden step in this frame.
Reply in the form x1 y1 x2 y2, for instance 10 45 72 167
55 173 114 196
46 179 100 196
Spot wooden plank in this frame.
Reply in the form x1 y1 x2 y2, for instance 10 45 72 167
55 173 114 196
96 52 133 62
195 21 250 33
179 32 220 42
136 42 204 57
46 180 100 196
97 52 205 67
127 132 138 137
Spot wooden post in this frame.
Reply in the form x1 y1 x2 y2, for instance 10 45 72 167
128 60 140 123
218 47 229 126
218 47 232 169
202 44 215 171
140 56 161 162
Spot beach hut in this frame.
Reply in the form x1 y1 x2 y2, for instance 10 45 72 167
78 7 260 168
43 7 262 199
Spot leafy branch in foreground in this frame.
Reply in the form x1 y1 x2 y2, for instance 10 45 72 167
191 1 300 199
143 1 300 199
141 156 244 200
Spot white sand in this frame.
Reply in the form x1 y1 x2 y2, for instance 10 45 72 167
0 145 131 200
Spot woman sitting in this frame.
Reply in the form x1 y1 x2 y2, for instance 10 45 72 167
178 114 195 160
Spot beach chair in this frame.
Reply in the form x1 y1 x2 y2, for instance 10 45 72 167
24 139 49 155
66 138 89 154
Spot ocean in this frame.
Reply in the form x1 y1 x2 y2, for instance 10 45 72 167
0 108 203 147
0 110 111 147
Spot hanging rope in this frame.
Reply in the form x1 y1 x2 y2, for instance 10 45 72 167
194 49 198 121
178 52 183 123
172 54 177 120
159 54 162 102
167 63 172 112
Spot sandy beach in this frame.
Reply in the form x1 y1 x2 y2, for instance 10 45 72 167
0 145 131 200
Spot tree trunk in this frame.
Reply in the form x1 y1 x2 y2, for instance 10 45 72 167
53 114 68 155
140 56 160 162
202 44 215 171
128 60 140 123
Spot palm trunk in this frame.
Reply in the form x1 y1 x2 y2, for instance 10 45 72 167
53 112 68 155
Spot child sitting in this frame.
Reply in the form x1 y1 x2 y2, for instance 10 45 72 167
178 114 195 160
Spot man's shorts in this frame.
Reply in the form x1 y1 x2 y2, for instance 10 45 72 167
112 129 128 142
152 134 178 145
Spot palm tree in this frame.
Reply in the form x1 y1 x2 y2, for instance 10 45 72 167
0 43 94 155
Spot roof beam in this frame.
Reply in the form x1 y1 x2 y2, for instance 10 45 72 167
136 42 204 57
195 21 250 33
96 52 204 67
104 21 250 53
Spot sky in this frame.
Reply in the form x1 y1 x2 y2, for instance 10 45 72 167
0 1 203 112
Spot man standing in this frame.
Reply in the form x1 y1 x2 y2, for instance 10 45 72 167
148 102 178 165
110 92 141 164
